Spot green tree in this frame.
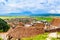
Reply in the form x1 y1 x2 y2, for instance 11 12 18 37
0 18 10 32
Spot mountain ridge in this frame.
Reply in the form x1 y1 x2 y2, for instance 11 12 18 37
0 13 60 16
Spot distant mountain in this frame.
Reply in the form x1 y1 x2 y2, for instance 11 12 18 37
0 13 31 16
30 13 60 16
0 13 60 16
0 11 32 16
8 11 32 16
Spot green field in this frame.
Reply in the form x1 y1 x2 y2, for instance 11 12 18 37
0 16 30 19
21 32 60 40
0 16 53 22
0 32 60 40
22 33 48 40
34 17 53 22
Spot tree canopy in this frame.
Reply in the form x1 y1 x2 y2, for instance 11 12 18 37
0 18 10 32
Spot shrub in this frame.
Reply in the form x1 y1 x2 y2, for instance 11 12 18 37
0 18 10 32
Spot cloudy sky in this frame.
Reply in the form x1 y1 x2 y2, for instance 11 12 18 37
0 0 60 14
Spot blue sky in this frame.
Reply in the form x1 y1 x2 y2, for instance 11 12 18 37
0 0 60 14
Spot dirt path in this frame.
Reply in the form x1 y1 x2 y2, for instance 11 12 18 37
46 32 60 40
0 28 12 40
0 33 8 40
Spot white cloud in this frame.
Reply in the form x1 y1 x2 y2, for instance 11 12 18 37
56 10 60 13
0 0 60 14
49 10 56 13
8 4 16 7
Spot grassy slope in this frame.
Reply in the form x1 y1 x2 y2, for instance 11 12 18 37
22 33 48 40
22 32 60 40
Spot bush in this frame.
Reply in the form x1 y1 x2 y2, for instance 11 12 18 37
0 18 10 32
